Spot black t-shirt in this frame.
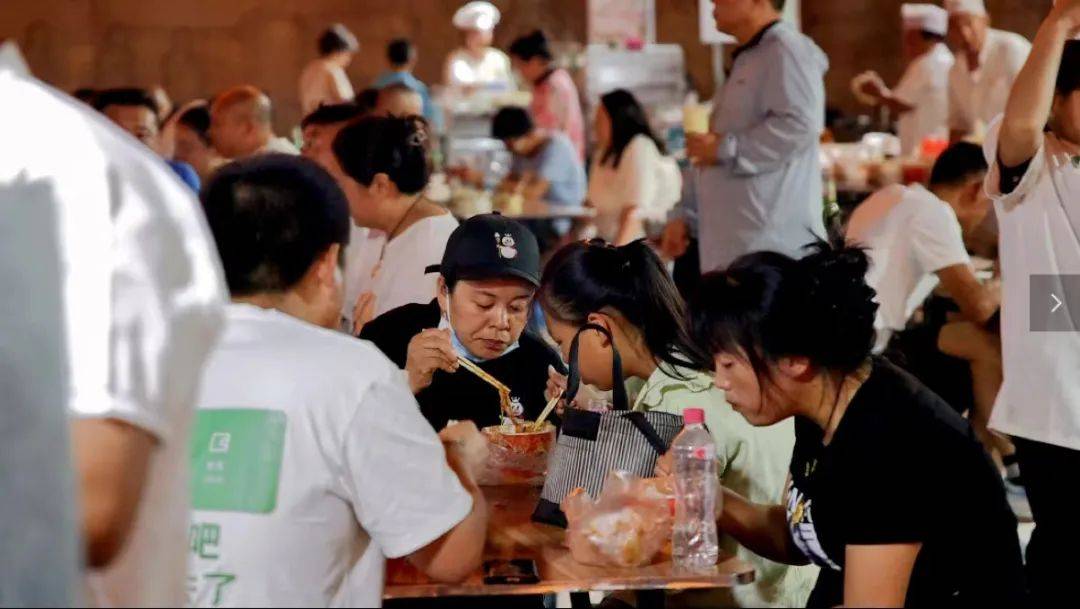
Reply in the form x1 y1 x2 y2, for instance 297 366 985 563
787 358 1026 608
359 300 565 431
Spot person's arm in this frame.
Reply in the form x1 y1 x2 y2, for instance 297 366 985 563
407 424 489 582
718 485 808 566
843 543 922 607
998 3 1080 168
860 71 916 115
71 419 156 567
690 47 824 176
345 378 487 583
935 263 1001 325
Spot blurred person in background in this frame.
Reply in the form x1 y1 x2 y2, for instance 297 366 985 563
300 101 367 173
375 83 425 118
374 38 442 128
491 106 585 249
445 1 515 92
854 3 954 156
509 30 585 161
167 101 227 182
93 87 201 192
945 0 1031 142
299 23 359 116
210 85 299 159
587 89 681 245
668 0 828 272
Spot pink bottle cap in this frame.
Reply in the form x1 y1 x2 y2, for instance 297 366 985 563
682 408 704 425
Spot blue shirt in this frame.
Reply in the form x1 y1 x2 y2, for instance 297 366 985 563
510 132 586 209
372 70 442 130
166 159 201 193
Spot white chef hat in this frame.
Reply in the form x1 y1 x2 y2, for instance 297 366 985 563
453 1 501 32
902 4 949 36
944 0 988 17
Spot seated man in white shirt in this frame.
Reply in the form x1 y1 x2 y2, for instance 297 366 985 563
191 154 488 607
847 142 1003 454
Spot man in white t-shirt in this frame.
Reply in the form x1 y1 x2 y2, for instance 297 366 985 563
855 4 954 156
945 0 1032 142
1 49 228 606
984 3 1080 603
848 142 1007 461
193 154 488 607
847 142 1000 353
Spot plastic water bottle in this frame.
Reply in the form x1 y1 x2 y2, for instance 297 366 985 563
671 408 720 571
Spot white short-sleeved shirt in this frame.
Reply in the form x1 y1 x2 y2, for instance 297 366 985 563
846 184 971 352
341 213 458 328
894 43 954 155
984 118 1080 451
0 60 227 606
948 29 1031 137
189 304 472 607
587 135 682 242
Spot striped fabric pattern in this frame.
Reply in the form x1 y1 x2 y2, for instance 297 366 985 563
540 409 683 508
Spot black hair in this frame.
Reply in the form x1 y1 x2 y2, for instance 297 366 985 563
508 30 553 61
92 87 159 122
1057 40 1080 97
691 240 878 380
929 142 988 188
492 106 534 140
356 88 381 114
318 24 359 57
72 88 96 104
540 239 712 377
301 102 365 128
387 38 415 67
332 115 431 194
177 103 212 146
599 89 666 167
201 154 351 296
919 30 946 43
771 0 787 10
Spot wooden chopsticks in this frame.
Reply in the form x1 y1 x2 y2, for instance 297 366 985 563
456 357 518 423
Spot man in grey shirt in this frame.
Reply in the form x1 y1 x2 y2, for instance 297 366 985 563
672 0 828 272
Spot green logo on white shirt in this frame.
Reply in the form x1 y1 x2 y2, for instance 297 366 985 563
190 409 287 513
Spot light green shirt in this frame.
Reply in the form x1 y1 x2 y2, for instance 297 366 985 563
628 364 818 608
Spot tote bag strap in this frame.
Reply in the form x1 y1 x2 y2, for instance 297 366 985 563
565 323 629 411
624 411 671 455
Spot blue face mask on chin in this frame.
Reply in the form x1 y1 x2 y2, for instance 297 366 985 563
441 293 520 363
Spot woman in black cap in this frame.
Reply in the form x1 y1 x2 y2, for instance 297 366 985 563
360 213 565 431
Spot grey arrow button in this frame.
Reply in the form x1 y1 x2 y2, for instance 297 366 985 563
1052 293 1064 314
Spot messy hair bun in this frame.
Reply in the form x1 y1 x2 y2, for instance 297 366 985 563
691 239 878 376
332 115 431 194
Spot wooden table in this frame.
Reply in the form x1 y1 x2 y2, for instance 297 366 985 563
385 486 755 607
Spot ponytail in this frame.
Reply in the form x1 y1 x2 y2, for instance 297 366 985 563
539 239 711 375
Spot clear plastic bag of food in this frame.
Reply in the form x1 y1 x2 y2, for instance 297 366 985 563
561 471 674 568
477 421 557 486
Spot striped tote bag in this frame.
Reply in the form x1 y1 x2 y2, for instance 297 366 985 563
533 323 683 527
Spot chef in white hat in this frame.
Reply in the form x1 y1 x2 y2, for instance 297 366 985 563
444 1 516 92
853 4 955 155
945 0 1032 142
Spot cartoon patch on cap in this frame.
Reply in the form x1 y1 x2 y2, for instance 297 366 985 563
495 232 518 260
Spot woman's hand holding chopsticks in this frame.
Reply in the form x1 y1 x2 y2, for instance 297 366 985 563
404 328 459 394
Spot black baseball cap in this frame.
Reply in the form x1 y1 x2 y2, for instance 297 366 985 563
426 214 541 287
